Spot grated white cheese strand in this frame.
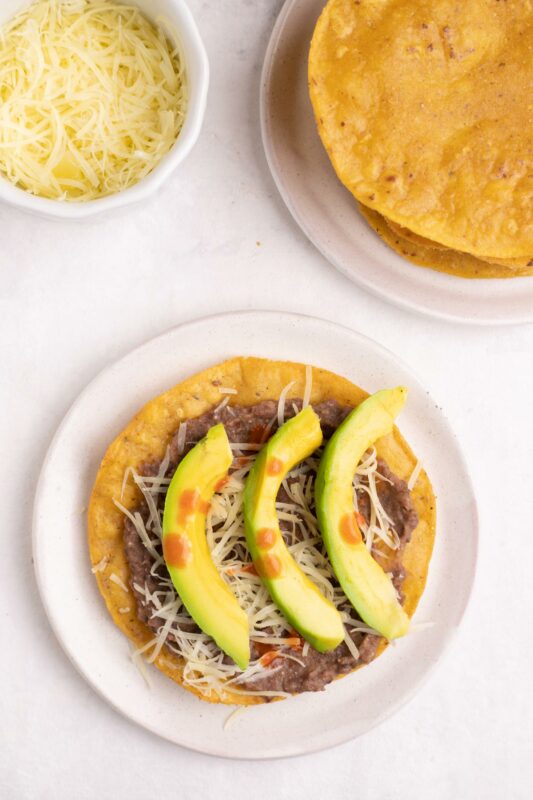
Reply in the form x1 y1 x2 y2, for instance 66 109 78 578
408 460 423 491
91 555 109 574
158 446 171 481
275 652 307 668
349 623 381 636
343 630 360 661
219 387 237 395
223 687 293 700
145 601 181 663
277 381 296 427
132 474 163 538
109 573 129 593
113 498 160 560
120 466 134 501
302 365 313 408
213 396 230 414
176 422 187 457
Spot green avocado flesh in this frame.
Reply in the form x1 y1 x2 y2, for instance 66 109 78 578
162 424 250 670
315 388 410 641
243 406 345 653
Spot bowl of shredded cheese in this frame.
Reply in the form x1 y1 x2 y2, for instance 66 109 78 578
0 0 208 217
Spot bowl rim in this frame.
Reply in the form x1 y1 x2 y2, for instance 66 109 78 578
0 0 210 219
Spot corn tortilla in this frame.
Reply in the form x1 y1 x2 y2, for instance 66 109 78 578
309 0 533 260
88 357 436 704
360 204 533 279
384 218 533 269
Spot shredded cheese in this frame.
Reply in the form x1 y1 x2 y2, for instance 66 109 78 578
176 422 187 457
116 439 401 701
213 396 231 414
0 0 187 201
343 631 360 661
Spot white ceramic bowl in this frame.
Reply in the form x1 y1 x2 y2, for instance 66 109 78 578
0 0 209 219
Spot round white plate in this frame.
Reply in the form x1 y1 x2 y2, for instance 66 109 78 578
260 0 533 325
33 311 477 758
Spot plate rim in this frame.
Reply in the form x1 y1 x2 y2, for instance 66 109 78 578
32 309 479 758
259 0 533 327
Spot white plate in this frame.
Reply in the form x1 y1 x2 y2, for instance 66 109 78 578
260 0 533 325
33 311 477 758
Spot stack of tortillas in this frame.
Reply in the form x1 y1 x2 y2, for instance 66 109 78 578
309 0 533 278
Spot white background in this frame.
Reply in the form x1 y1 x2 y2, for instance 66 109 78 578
1 1 532 798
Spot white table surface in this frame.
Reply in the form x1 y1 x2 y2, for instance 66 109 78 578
1 1 532 797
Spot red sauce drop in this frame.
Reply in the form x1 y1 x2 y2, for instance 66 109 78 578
266 457 284 476
260 650 282 667
179 488 200 514
178 488 209 521
257 528 276 550
163 534 193 568
286 636 303 651
215 476 229 492
255 553 283 579
250 424 267 444
340 513 363 545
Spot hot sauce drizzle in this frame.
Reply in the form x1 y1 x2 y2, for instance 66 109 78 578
339 512 363 545
255 553 283 579
266 457 284 476
259 650 282 667
214 475 229 492
178 488 209 523
257 527 277 550
163 533 193 568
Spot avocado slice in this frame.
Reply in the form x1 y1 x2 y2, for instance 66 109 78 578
243 406 345 653
162 424 250 670
315 388 410 641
